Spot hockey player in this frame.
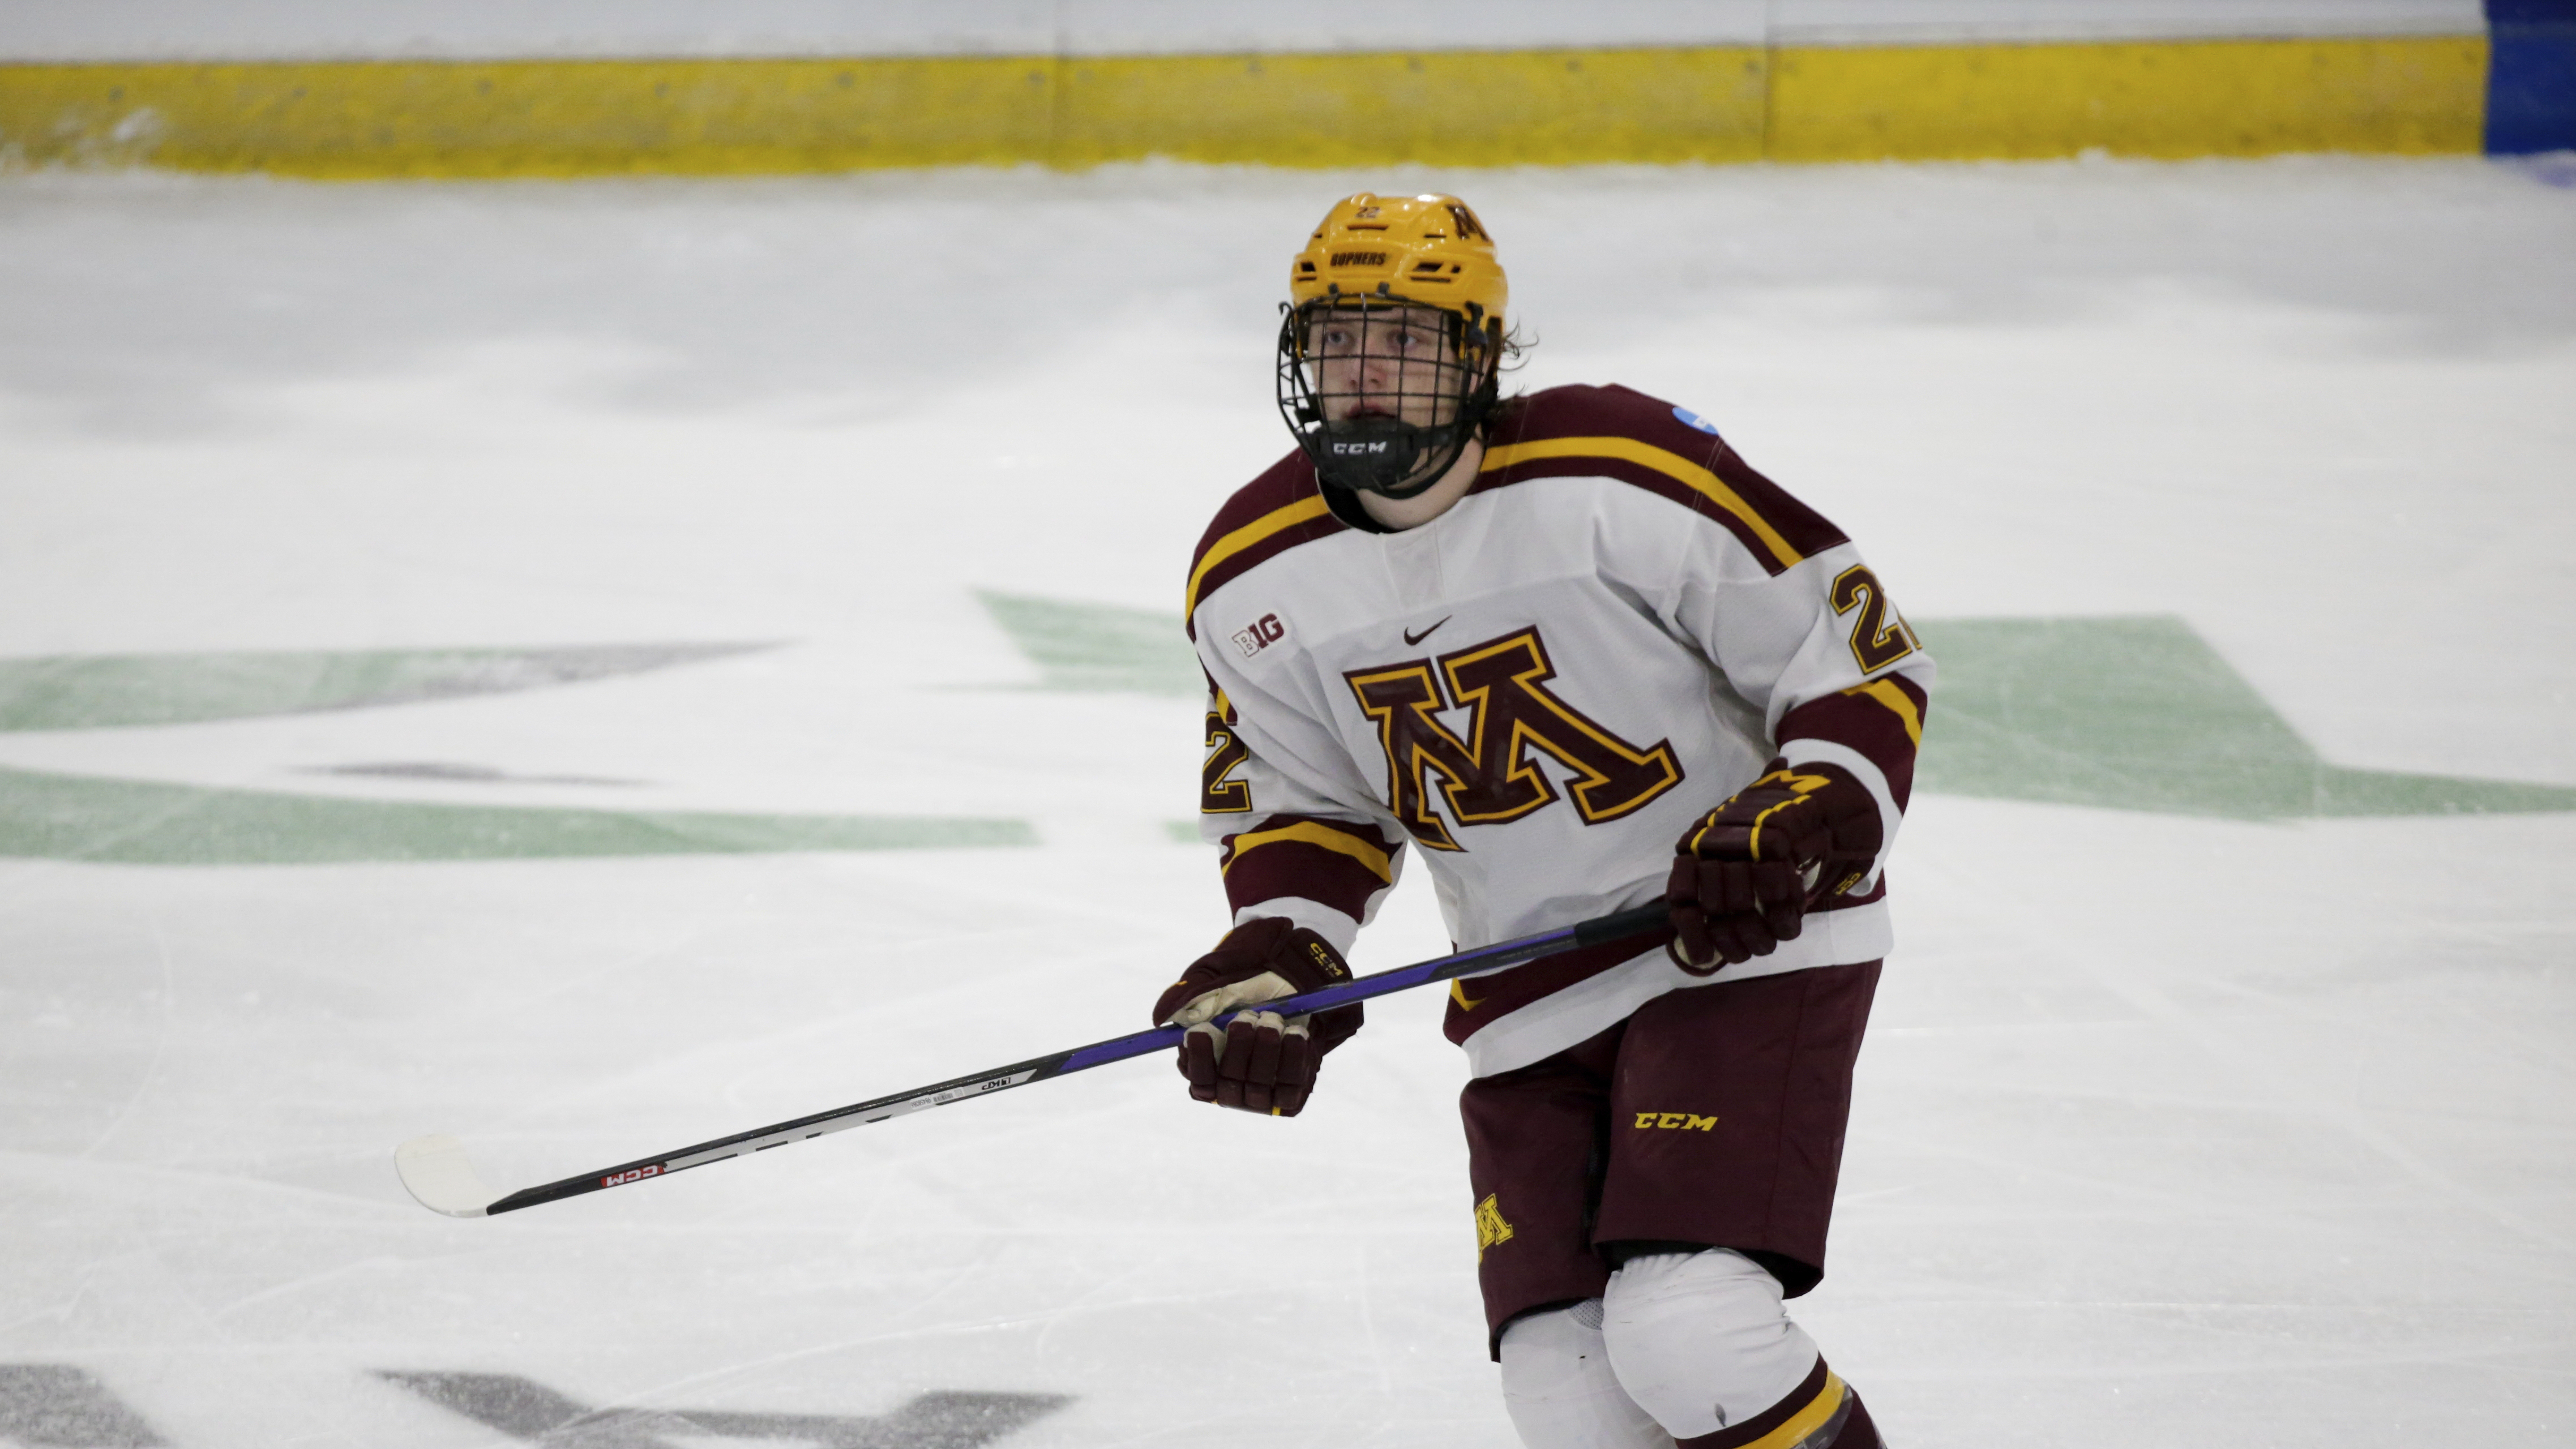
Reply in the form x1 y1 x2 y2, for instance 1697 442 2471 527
1155 193 1927 1449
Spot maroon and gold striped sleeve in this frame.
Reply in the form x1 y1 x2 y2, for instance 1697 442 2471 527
1776 672 1927 809
1218 813 1404 924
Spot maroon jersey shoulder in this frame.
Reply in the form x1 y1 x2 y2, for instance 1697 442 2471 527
1487 383 1734 459
1184 447 1347 636
1476 384 1848 574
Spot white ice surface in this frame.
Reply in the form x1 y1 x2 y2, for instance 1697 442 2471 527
0 156 2571 1447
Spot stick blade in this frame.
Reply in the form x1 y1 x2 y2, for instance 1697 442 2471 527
396 1134 504 1217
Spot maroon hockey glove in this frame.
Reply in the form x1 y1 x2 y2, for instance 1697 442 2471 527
1666 760 1882 975
1151 917 1363 1117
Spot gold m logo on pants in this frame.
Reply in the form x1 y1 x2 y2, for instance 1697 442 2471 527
1474 1193 1515 1261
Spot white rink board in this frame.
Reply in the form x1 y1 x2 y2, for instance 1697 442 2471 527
0 156 2571 1448
0 0 2487 62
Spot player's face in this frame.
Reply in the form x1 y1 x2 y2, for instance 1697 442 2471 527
1307 306 1465 428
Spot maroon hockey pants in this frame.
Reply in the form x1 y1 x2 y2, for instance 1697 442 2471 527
1462 960 1882 1353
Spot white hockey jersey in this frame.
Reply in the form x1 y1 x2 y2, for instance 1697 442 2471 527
1187 384 1932 1078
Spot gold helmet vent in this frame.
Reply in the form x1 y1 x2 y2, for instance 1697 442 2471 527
1290 192 1506 321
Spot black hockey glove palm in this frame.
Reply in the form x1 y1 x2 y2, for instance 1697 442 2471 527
1666 761 1882 974
1152 918 1362 1117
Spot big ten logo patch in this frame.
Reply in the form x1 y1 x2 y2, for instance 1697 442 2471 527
1474 1193 1514 1261
1633 1112 1719 1132
1233 612 1287 659
1344 625 1684 851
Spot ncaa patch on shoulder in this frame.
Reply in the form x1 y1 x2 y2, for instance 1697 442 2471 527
1672 406 1722 436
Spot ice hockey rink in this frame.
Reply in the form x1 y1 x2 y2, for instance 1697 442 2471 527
3 153 2573 1447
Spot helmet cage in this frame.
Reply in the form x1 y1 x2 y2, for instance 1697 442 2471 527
1276 291 1501 499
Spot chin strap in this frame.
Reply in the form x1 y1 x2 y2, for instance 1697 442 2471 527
1313 414 1482 498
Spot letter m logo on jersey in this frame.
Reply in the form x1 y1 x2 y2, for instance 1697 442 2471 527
1345 627 1682 851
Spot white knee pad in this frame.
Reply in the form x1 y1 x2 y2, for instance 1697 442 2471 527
1601 1249 1820 1440
1498 1301 1672 1449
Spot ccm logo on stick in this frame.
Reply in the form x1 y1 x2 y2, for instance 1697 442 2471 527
602 1164 666 1186
1233 612 1287 658
934 1076 1017 1105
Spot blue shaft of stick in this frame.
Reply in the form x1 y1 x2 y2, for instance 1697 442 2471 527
472 902 1673 1214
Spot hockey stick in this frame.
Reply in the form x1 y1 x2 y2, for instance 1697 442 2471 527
395 901 1669 1217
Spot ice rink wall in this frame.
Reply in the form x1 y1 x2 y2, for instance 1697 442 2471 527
0 1 2565 177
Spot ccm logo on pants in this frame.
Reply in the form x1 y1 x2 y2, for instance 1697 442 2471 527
1633 1112 1718 1131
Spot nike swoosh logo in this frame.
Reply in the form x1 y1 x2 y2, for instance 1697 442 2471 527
1403 616 1453 646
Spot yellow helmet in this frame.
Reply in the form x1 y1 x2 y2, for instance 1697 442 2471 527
1289 192 1507 324
1277 193 1509 498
